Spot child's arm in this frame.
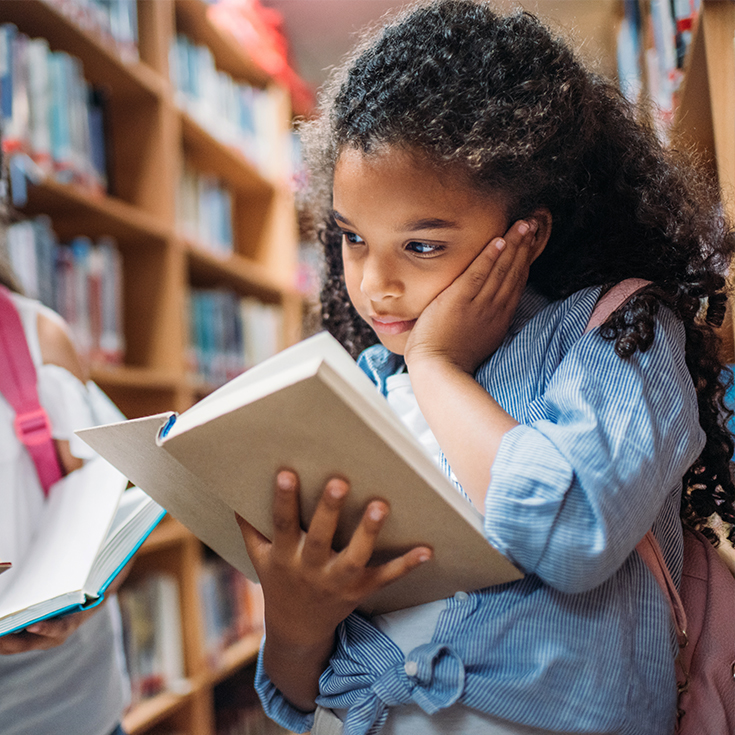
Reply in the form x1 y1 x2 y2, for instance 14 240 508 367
405 217 548 509
237 470 431 712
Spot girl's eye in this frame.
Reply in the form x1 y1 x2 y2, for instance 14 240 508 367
342 231 364 245
406 241 443 256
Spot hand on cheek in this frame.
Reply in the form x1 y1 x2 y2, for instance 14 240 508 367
405 217 541 374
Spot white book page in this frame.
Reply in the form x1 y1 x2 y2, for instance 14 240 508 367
0 457 127 620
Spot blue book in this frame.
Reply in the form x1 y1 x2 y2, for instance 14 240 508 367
0 457 165 637
0 24 16 122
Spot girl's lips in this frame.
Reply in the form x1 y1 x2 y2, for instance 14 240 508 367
370 316 417 335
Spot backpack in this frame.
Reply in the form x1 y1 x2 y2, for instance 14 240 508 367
588 279 735 734
0 284 63 494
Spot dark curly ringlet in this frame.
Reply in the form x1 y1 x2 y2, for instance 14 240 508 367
298 0 735 544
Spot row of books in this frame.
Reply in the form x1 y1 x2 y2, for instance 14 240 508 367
117 572 187 707
616 0 700 141
6 216 125 365
169 33 290 180
188 288 283 386
176 162 235 255
199 556 265 668
1 24 109 192
42 0 139 63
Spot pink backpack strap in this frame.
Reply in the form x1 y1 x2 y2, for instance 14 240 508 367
0 285 63 496
636 530 688 648
584 278 652 334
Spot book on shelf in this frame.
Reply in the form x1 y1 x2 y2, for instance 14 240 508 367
77 332 524 617
118 571 187 705
170 32 288 179
187 289 283 387
0 457 166 637
198 555 264 665
1 22 109 191
6 217 125 365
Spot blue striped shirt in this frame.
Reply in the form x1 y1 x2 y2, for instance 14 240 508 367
255 285 704 735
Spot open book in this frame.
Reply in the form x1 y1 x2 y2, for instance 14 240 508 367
77 332 523 615
0 457 165 636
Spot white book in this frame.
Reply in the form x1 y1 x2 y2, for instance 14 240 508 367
0 457 165 636
77 332 523 616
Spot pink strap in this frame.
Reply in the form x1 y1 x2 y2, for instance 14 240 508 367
636 530 688 647
584 278 652 334
583 280 688 642
0 286 63 496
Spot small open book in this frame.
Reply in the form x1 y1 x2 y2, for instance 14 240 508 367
0 457 165 636
77 332 522 615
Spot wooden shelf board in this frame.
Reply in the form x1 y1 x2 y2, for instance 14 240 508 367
209 631 264 686
122 687 191 735
174 0 271 87
22 178 171 245
0 0 163 99
180 110 274 196
90 365 182 391
186 241 296 301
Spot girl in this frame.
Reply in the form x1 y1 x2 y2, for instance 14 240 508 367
0 254 130 733
237 2 735 733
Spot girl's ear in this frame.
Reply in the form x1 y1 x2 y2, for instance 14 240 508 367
529 208 552 261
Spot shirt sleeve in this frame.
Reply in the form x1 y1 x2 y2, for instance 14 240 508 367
253 641 315 734
484 306 704 593
37 363 125 460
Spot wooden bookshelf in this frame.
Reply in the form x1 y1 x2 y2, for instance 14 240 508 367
670 0 735 360
0 1 301 733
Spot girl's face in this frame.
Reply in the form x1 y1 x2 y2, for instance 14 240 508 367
332 146 510 355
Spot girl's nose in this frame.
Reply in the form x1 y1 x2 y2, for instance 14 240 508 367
360 255 403 301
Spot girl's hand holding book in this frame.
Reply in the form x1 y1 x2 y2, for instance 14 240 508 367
235 469 432 711
404 216 544 375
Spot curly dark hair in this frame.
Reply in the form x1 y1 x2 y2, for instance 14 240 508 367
298 0 735 543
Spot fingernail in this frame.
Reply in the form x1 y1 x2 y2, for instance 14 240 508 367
517 221 529 236
529 218 538 232
368 503 387 521
495 238 506 251
277 472 295 491
418 551 432 563
328 479 348 499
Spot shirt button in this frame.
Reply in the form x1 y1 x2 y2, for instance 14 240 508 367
404 660 418 677
454 591 469 602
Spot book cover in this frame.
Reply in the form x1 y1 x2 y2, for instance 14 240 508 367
0 457 165 637
77 332 523 616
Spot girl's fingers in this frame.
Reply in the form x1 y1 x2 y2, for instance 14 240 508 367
340 499 391 568
475 218 537 300
369 546 433 589
236 512 271 566
301 477 350 565
270 470 303 549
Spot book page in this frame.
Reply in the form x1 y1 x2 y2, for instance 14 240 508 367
0 458 127 622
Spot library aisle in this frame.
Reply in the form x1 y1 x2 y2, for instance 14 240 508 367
0 0 733 734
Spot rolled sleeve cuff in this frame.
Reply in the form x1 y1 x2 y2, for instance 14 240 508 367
254 643 316 734
484 424 574 573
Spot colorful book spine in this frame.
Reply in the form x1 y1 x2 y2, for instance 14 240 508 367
6 217 125 365
118 572 187 706
170 33 289 179
176 162 234 254
1 26 109 192
188 288 283 385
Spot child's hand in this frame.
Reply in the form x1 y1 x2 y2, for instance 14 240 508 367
236 469 431 711
0 607 99 654
405 218 541 375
